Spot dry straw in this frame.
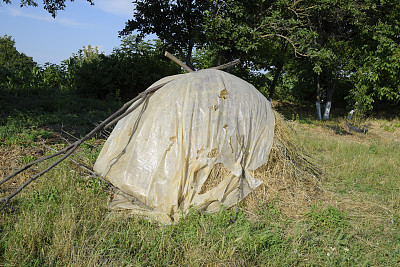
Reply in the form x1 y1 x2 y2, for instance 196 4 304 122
205 112 322 217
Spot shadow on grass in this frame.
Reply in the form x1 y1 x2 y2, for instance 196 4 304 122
0 93 122 143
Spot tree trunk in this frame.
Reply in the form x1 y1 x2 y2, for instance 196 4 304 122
323 81 334 120
315 74 322 120
268 60 284 102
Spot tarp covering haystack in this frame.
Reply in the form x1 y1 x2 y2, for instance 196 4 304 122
94 69 320 223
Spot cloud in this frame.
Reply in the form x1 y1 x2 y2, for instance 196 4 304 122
9 8 53 22
7 7 96 29
94 0 134 17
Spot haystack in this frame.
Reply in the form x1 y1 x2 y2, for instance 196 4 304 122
93 69 320 223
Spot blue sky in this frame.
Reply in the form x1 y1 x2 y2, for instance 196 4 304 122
0 0 137 65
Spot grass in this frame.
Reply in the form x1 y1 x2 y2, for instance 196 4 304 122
1 94 400 266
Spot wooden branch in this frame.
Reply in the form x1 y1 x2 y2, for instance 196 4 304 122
0 144 72 186
43 144 111 186
43 144 92 175
211 59 240 70
79 115 111 137
0 80 173 211
164 51 194 73
104 82 167 130
261 33 308 57
1 143 78 211
61 129 100 149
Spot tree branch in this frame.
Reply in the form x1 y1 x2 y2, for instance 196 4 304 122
260 33 308 57
211 59 241 70
164 51 193 72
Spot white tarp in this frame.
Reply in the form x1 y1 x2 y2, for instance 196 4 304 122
94 69 275 222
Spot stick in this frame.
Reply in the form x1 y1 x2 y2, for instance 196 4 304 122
103 82 166 130
0 145 73 186
61 129 100 149
164 51 194 73
42 144 111 186
0 82 167 186
0 143 78 211
79 115 111 137
211 59 240 70
43 144 93 175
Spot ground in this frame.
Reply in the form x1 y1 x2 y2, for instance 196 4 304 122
0 94 399 266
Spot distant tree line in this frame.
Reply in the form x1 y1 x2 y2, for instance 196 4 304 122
0 35 181 101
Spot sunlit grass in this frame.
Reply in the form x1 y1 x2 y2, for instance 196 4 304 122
1 96 400 266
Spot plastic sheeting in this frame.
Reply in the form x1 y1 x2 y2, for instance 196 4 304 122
94 69 275 222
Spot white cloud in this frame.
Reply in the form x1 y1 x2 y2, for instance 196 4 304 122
94 0 134 17
7 7 96 29
9 8 53 22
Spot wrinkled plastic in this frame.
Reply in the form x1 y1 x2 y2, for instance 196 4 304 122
94 69 275 222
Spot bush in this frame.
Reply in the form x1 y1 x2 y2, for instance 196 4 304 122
67 38 181 101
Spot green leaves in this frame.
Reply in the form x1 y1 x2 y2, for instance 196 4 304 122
1 0 94 17
66 36 181 101
121 0 208 69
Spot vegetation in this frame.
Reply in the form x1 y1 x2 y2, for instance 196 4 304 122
1 1 400 265
0 35 181 102
119 0 400 116
1 0 94 17
2 0 400 114
1 94 399 266
66 38 181 101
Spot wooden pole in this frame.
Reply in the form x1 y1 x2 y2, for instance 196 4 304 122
164 51 194 73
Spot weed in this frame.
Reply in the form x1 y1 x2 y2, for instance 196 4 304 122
307 204 350 230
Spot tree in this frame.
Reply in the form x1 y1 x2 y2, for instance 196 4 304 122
120 0 209 70
0 35 35 69
1 0 94 17
300 1 357 120
203 0 319 101
344 0 400 113
0 35 36 94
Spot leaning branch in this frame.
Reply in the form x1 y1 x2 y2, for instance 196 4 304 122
164 51 194 73
1 143 78 211
212 59 240 70
43 144 112 187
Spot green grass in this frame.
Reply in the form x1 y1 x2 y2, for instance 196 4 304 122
1 95 400 266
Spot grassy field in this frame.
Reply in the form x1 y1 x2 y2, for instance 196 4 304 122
1 94 399 266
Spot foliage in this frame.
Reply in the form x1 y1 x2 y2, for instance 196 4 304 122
0 35 36 95
307 205 349 231
120 0 209 70
203 0 400 113
66 38 181 101
1 0 94 17
0 35 75 95
0 36 181 101
3 0 400 114
344 0 400 113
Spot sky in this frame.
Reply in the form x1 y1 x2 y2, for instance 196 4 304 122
0 0 138 65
